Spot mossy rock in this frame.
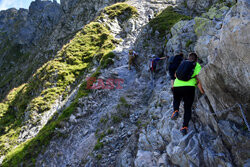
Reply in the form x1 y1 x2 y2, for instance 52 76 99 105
149 6 192 38
100 51 116 68
202 5 229 20
185 40 193 48
194 17 213 37
104 2 138 21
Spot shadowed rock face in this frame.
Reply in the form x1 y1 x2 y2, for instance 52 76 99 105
0 0 62 45
18 0 62 45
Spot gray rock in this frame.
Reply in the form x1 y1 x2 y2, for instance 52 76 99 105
120 122 125 129
134 150 156 167
69 114 77 123
197 0 250 165
165 20 197 57
157 153 168 166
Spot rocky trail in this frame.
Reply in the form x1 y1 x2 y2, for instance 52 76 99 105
0 0 249 166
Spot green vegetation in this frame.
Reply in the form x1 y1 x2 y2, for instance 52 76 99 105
1 2 137 166
164 39 168 47
119 96 131 108
94 131 107 150
136 120 149 128
100 117 108 125
218 0 236 7
202 5 229 20
185 40 193 48
96 154 102 160
183 1 188 8
110 96 131 124
195 2 230 37
116 97 131 118
111 115 122 124
101 51 116 68
1 100 78 167
149 6 192 37
1 9 121 165
104 2 138 21
94 127 114 149
107 128 114 135
119 97 127 105
194 17 212 37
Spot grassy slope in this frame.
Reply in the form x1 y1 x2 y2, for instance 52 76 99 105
1 2 137 166
149 6 192 37
0 21 116 167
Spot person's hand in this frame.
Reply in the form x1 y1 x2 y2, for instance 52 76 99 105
198 82 205 94
196 77 205 94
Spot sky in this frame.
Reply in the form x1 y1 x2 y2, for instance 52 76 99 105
0 0 60 11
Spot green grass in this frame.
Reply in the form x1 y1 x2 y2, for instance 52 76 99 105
111 115 122 124
0 2 139 165
94 132 105 150
1 20 117 167
149 6 192 37
110 97 131 124
183 1 188 8
119 96 131 108
107 128 114 135
100 51 116 68
119 97 127 104
185 40 193 48
104 2 138 21
100 117 108 125
96 154 102 160
1 100 79 167
217 0 236 8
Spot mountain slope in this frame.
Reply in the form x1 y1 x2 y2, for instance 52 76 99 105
0 0 249 166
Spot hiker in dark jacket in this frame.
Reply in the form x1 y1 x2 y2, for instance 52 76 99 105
149 54 166 87
148 15 152 21
171 52 203 135
128 49 139 70
168 53 184 89
149 54 166 73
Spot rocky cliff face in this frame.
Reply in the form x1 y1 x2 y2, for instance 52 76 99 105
0 0 249 166
0 0 123 101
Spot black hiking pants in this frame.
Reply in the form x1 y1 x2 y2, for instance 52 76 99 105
173 86 195 127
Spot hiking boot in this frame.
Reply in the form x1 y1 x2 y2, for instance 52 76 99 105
180 127 188 136
171 110 179 120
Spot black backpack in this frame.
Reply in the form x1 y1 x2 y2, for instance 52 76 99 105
168 56 175 64
176 60 196 81
169 55 183 71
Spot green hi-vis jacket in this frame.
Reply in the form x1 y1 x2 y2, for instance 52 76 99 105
174 62 201 87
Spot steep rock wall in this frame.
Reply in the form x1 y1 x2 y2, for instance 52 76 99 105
198 1 250 165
